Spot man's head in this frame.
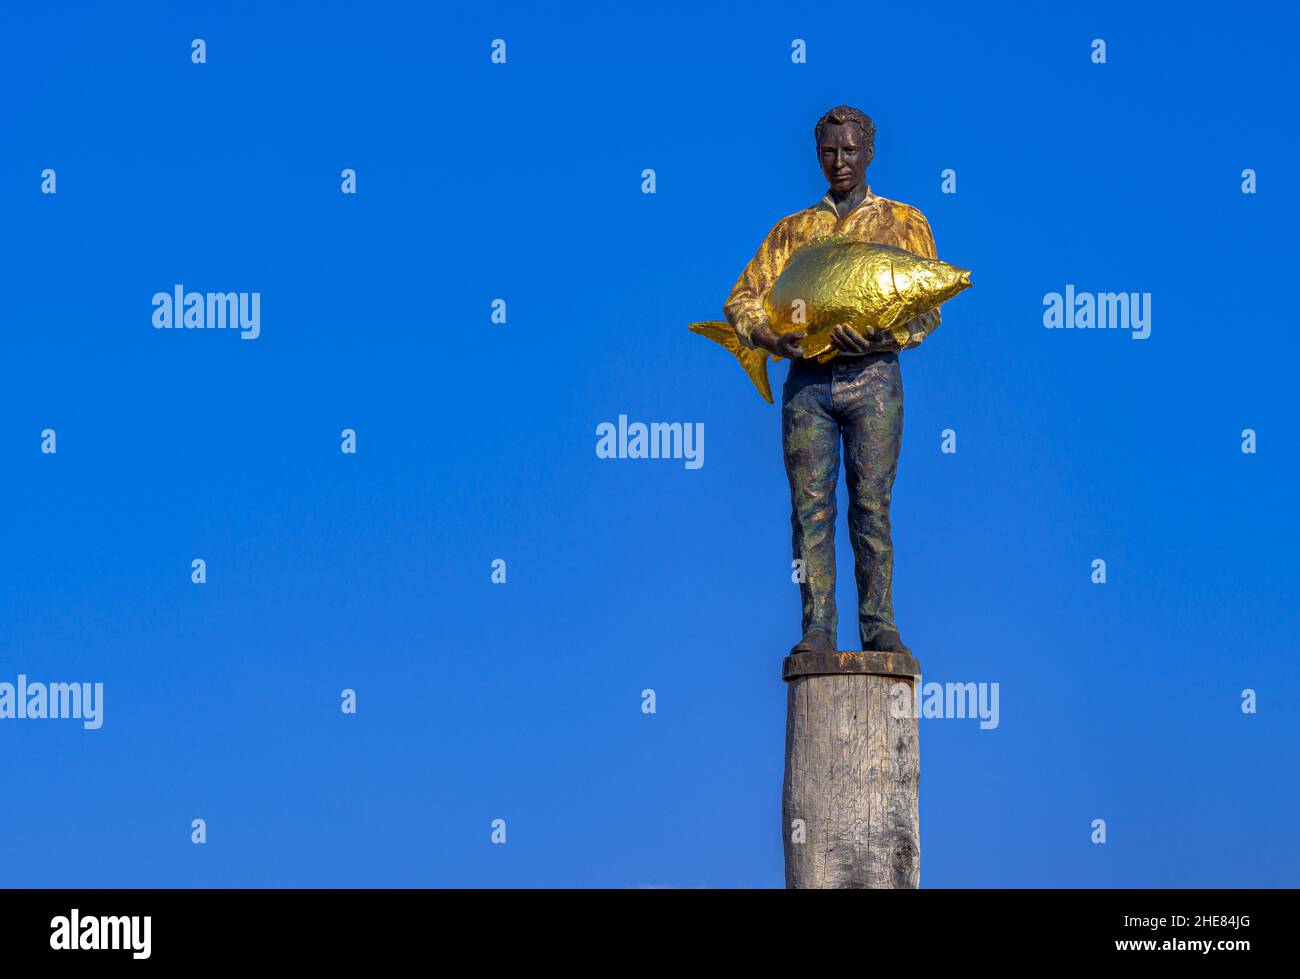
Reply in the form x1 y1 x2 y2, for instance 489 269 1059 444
815 105 876 194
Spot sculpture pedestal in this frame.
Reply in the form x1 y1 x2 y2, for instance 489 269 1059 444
781 651 922 889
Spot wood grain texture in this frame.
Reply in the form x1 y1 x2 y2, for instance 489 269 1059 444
782 673 920 888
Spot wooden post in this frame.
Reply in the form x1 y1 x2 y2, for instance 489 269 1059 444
781 651 921 889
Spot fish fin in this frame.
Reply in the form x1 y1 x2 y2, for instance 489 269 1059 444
688 320 773 404
798 326 836 361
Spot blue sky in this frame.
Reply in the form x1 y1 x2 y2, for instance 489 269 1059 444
1 1 1296 887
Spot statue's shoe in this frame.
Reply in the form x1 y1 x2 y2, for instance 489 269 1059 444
790 628 836 656
862 628 912 655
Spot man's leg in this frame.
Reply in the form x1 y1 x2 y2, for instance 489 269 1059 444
837 353 907 652
782 361 840 652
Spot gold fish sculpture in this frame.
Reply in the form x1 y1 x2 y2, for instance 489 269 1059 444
690 235 972 403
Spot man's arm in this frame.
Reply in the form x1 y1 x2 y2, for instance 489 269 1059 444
895 210 943 349
724 220 796 351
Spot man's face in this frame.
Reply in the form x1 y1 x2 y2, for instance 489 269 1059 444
818 122 868 193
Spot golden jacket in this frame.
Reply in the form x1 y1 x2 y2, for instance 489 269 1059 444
724 187 941 352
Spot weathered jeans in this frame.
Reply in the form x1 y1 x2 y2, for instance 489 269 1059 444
782 351 904 648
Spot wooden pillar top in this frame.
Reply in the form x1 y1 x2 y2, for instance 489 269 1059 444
782 650 922 682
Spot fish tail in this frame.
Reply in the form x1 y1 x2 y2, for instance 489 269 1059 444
688 320 773 404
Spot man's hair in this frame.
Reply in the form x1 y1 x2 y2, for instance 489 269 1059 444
814 105 877 155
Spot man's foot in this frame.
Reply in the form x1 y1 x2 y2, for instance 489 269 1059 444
862 628 911 655
790 627 835 656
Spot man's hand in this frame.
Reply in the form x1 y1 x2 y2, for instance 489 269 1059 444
752 323 805 359
830 324 878 354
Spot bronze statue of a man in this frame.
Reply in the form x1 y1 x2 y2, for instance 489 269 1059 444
724 106 942 658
